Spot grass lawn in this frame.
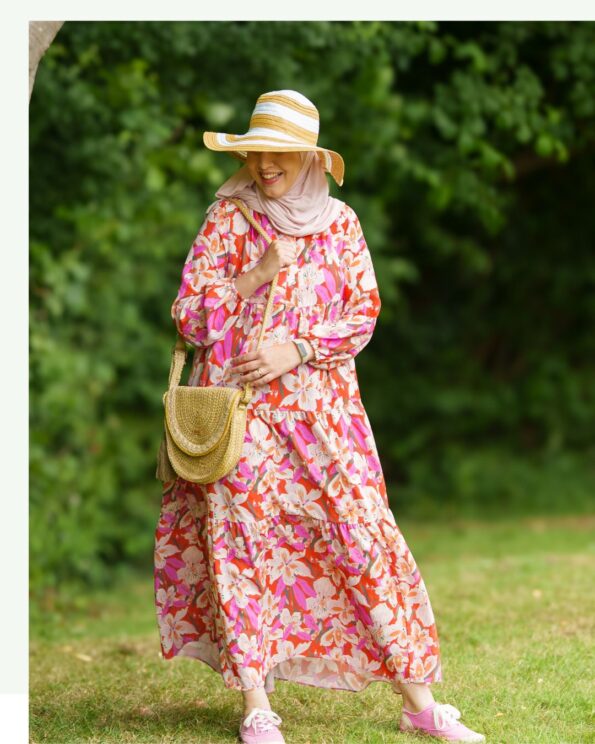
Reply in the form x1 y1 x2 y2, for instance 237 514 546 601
30 515 595 743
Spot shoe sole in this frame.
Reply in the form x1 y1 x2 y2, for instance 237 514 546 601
238 730 285 744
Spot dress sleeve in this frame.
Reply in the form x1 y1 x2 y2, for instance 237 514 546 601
171 201 249 348
299 208 381 370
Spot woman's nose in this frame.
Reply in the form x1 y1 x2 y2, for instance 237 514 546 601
257 153 276 168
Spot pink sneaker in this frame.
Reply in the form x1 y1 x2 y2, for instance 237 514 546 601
239 707 285 744
400 701 486 742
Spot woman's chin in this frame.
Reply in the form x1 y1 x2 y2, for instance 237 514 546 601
259 179 287 198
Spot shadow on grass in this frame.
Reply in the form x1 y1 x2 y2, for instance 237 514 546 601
118 701 240 739
32 679 414 743
34 696 241 742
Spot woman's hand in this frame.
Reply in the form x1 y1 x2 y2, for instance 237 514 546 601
228 342 303 386
258 238 298 283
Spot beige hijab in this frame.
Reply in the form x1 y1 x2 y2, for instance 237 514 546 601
208 152 344 237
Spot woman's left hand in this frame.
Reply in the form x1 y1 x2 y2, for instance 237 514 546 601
228 342 302 386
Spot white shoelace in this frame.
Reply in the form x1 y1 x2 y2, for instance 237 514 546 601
433 703 462 730
242 707 283 733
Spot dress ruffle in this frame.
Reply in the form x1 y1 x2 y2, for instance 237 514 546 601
154 482 442 692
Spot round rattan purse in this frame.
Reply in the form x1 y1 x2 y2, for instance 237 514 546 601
155 197 279 484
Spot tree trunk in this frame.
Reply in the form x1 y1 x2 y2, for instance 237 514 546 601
29 21 64 101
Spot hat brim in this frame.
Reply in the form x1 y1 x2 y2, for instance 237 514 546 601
203 131 344 187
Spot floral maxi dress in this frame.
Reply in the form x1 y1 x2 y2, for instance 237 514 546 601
153 198 442 692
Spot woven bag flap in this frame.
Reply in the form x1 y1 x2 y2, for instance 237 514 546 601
164 385 243 456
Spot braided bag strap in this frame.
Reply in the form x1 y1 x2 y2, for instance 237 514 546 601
168 198 280 397
229 198 280 354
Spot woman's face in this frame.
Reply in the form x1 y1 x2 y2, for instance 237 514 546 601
246 150 304 199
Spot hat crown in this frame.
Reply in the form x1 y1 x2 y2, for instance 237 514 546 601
248 89 320 146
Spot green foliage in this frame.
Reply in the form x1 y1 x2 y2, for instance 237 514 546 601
30 21 595 597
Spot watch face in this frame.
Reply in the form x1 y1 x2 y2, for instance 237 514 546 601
296 340 307 360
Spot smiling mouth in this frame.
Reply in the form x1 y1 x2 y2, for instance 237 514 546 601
260 172 283 183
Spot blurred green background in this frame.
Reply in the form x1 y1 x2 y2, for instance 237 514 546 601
29 21 595 602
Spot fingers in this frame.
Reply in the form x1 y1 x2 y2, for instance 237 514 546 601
238 366 270 386
228 359 269 385
275 239 298 264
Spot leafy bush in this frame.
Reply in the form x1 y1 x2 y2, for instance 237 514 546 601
30 21 595 597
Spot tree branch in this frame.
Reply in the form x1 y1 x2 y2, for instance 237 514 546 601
29 21 64 101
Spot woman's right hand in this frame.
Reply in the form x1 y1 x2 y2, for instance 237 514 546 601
258 239 298 283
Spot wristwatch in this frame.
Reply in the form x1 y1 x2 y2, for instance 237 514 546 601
293 339 309 364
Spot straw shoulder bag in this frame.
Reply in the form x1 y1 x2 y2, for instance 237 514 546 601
156 197 279 484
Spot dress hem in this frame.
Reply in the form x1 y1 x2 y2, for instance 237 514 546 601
164 638 443 694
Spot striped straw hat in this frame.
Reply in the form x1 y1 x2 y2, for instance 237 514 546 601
203 90 345 187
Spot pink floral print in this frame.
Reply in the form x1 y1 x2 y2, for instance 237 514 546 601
153 198 442 692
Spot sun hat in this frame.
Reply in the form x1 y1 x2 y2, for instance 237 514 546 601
203 89 345 187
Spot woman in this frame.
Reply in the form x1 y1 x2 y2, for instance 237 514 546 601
154 90 486 744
